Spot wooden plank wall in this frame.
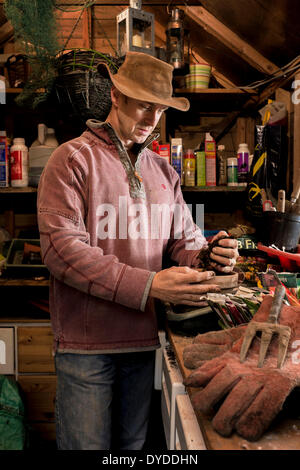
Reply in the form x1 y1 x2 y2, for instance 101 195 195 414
55 5 165 55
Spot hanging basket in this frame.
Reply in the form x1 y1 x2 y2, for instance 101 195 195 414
5 54 30 88
54 49 124 123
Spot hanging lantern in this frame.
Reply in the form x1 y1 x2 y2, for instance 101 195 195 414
116 0 155 56
166 8 189 69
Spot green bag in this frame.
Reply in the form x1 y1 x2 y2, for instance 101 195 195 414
0 375 26 450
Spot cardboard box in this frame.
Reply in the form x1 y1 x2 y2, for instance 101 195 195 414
158 144 170 164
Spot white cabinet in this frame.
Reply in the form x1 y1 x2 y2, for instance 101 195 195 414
161 346 186 450
154 330 168 390
175 394 206 450
0 327 15 375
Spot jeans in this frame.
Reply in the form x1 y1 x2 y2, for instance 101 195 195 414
54 350 155 450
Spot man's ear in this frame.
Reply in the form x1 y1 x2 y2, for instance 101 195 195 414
111 86 121 107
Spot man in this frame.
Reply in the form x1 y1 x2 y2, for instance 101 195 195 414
37 52 238 450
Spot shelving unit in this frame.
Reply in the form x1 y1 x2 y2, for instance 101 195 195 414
0 186 37 193
5 88 22 94
0 279 49 286
181 186 246 192
173 87 258 113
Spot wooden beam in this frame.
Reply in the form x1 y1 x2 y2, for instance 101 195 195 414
154 16 237 89
293 72 300 194
214 63 300 142
82 6 92 49
276 87 294 193
257 61 300 106
0 21 14 45
184 6 280 76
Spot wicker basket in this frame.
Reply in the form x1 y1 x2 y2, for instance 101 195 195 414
5 54 29 88
54 49 124 123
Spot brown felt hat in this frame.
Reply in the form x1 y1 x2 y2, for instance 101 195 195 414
104 51 190 112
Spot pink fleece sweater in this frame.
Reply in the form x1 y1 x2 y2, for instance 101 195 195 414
37 121 207 353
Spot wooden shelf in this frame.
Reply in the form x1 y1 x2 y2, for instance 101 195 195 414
175 87 257 95
182 185 246 192
0 186 37 193
6 88 23 94
173 87 258 112
0 278 49 287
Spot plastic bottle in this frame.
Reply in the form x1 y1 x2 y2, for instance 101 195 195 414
10 138 29 187
195 142 205 186
217 144 227 185
152 140 159 153
205 133 216 186
227 157 238 186
0 131 9 187
184 149 195 186
237 143 249 186
171 138 183 184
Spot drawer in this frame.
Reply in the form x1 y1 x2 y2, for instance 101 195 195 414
18 375 57 422
0 327 15 375
17 327 55 373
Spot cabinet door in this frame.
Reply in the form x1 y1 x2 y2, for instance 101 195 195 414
18 375 57 442
17 327 55 373
18 375 56 421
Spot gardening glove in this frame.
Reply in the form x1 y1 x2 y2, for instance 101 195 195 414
183 295 300 441
183 326 246 369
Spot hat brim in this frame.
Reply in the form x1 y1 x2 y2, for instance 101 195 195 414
105 64 190 112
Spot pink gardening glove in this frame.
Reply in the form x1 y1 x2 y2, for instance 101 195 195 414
183 326 246 369
184 296 300 441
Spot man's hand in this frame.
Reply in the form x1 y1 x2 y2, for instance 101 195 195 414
149 266 220 306
207 231 239 273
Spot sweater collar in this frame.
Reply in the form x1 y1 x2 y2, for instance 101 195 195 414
86 119 159 154
86 119 160 199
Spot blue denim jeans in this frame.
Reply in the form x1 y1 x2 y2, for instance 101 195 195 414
54 350 155 450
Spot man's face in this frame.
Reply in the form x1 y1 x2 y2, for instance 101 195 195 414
111 90 168 148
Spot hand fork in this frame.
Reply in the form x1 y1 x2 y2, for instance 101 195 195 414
240 285 291 368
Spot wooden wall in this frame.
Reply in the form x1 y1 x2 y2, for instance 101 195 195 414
54 5 166 54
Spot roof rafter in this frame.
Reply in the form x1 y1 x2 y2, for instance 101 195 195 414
0 20 13 45
184 5 280 76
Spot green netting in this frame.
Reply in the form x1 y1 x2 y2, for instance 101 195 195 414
4 0 62 106
0 376 26 450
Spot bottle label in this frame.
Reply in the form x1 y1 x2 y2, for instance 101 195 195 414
227 165 238 184
0 139 9 187
196 151 206 186
11 150 23 180
237 151 249 183
205 155 216 186
185 168 195 186
184 158 196 171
